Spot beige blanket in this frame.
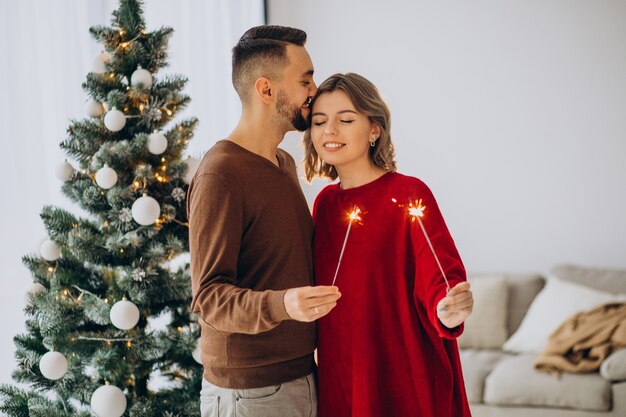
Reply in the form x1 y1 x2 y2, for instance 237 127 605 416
534 303 626 375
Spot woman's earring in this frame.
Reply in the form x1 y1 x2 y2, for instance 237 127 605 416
370 140 377 147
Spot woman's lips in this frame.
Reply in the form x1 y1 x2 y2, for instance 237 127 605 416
323 142 345 152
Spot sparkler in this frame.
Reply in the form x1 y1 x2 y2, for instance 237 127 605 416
408 199 451 293
331 207 361 286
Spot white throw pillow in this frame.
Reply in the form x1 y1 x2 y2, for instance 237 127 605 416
458 277 509 349
503 276 623 353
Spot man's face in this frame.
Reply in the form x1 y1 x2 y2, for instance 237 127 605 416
275 45 317 132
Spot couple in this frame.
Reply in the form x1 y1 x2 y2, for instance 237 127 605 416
187 25 474 417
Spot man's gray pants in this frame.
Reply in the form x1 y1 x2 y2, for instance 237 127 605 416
200 373 317 417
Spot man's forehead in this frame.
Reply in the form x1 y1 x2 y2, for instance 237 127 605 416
286 44 314 74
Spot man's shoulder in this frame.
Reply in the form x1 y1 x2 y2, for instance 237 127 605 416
277 147 295 164
196 141 247 180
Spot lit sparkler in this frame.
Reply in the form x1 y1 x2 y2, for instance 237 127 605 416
408 199 451 293
331 207 361 286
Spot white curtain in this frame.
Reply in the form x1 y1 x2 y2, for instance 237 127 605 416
0 0 264 386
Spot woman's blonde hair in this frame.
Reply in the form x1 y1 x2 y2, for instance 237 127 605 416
303 72 397 182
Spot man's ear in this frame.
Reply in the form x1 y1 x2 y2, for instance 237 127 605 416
254 77 273 104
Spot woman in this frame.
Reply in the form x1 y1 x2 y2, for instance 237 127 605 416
304 73 473 417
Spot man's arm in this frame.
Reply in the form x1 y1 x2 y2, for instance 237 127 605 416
188 173 289 334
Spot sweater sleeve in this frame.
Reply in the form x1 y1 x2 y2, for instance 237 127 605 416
187 173 290 335
409 182 466 339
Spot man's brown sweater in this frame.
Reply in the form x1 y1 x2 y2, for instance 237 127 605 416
187 140 315 388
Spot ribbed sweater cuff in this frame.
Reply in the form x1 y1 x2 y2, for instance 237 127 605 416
267 289 291 322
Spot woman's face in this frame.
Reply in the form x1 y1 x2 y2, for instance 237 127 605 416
310 90 378 172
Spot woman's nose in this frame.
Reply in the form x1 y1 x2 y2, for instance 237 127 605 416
324 125 337 136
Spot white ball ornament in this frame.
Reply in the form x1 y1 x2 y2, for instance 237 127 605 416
92 51 110 74
95 164 118 189
86 99 105 117
130 65 152 89
147 130 167 155
183 156 200 184
131 194 160 226
55 160 75 181
90 384 127 417
110 298 140 330
40 239 61 261
104 108 126 132
39 351 68 380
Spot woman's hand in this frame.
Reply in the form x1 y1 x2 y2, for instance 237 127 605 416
436 281 473 329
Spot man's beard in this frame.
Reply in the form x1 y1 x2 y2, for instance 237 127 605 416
276 90 309 131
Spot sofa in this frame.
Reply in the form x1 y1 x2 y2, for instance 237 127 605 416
459 264 626 417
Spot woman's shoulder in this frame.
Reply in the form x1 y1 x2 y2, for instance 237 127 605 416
316 182 341 200
390 172 432 192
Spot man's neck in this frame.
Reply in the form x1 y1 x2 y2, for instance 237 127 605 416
227 115 288 166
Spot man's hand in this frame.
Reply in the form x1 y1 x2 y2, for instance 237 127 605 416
437 281 473 329
284 286 341 322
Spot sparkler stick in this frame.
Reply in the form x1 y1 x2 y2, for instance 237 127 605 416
331 207 361 286
408 199 451 293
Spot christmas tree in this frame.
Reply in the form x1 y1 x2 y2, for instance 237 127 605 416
1 1 203 416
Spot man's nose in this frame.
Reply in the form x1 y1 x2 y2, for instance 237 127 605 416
310 81 318 96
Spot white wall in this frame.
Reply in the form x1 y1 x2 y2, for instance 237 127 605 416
269 0 626 275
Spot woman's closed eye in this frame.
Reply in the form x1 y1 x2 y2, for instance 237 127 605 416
313 120 326 126
340 120 354 124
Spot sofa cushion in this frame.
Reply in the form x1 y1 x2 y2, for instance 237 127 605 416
503 277 622 353
469 273 544 336
484 354 612 411
458 277 509 349
459 349 512 403
601 348 626 382
552 264 626 294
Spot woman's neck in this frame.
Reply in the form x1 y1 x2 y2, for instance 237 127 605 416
337 163 388 190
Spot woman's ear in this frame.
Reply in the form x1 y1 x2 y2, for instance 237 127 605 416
254 77 273 104
371 124 382 140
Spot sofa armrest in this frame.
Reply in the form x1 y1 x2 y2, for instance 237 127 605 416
600 348 626 382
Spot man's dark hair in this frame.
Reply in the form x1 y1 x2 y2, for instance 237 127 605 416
232 25 307 102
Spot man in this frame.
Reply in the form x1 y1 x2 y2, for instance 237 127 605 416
187 25 341 417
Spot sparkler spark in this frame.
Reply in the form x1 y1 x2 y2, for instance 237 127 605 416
408 199 451 293
331 207 361 286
